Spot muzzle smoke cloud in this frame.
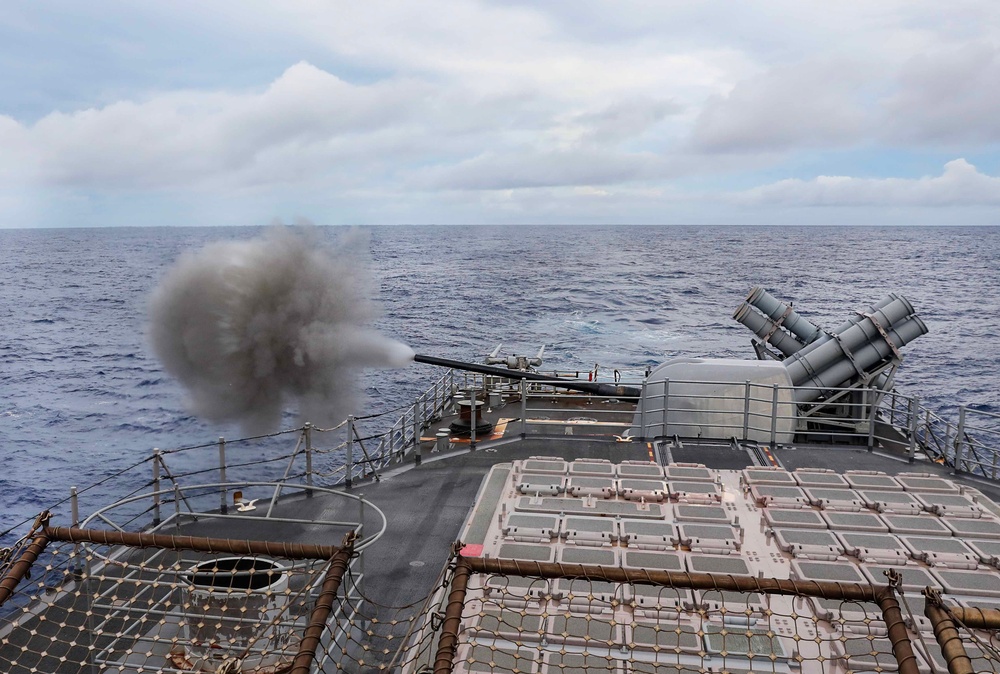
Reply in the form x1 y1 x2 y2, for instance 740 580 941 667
148 227 414 432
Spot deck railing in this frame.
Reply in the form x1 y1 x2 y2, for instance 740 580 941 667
511 375 1000 478
8 367 998 546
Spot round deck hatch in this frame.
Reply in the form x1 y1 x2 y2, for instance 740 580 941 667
180 556 292 672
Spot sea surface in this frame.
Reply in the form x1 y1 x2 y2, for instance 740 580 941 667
2 225 999 536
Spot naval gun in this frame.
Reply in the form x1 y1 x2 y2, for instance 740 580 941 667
632 289 927 443
413 354 642 398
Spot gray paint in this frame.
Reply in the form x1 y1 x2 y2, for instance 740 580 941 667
744 286 823 344
732 301 806 356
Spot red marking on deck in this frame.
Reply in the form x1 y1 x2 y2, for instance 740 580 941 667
460 544 484 557
450 419 511 444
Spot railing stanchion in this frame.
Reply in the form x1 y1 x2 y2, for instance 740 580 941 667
70 486 79 528
346 416 355 488
908 396 919 462
470 388 478 450
69 485 81 576
663 378 671 435
953 405 967 474
770 384 779 447
304 423 314 496
358 494 366 588
639 380 647 440
218 437 228 514
867 388 877 452
520 378 528 438
152 449 162 525
742 380 751 440
413 405 420 454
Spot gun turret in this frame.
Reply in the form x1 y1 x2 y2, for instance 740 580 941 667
630 290 928 442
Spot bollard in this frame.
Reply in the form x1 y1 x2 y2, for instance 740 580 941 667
436 430 450 453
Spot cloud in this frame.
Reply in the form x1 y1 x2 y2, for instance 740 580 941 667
738 158 1000 207
412 148 668 190
690 60 871 153
3 1 1000 227
882 41 1000 144
4 62 434 191
0 52 696 199
564 97 683 144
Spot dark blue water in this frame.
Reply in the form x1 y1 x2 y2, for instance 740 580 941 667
2 225 998 535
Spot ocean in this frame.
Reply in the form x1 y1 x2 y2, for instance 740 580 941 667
2 225 998 537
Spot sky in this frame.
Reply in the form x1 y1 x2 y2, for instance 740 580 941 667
2 1 1000 227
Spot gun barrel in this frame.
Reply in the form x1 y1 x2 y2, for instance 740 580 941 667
413 354 641 398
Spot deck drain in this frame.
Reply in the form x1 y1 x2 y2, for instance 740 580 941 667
409 560 426 567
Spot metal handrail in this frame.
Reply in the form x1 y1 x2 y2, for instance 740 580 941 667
40 366 999 543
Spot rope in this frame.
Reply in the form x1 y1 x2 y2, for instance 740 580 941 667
158 426 302 455
354 400 422 421
311 419 348 433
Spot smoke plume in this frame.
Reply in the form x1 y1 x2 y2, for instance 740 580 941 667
148 227 414 432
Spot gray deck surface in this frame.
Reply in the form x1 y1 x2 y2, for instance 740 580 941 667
61 400 1000 600
275 437 648 607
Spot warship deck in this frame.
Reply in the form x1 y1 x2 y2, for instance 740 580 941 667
185 394 1000 608
4 387 1000 673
